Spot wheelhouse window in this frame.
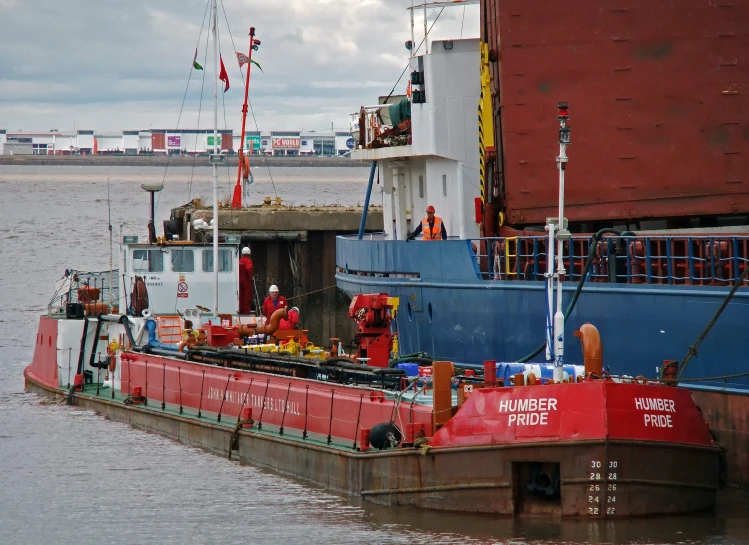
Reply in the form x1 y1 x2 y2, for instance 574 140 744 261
171 249 194 272
202 249 233 272
132 249 164 273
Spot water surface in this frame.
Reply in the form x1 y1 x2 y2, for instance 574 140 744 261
1 165 748 545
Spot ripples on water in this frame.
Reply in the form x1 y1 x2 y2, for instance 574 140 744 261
1 165 748 545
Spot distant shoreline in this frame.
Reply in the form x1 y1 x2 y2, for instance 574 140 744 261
0 155 365 168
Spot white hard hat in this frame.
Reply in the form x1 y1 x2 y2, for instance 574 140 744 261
269 284 279 293
242 247 251 255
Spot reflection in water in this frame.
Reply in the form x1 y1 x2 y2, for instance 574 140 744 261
1 166 748 545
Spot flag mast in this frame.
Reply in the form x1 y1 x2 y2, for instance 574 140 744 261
211 0 219 318
232 27 260 209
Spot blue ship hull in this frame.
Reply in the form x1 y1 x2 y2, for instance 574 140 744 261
336 236 749 393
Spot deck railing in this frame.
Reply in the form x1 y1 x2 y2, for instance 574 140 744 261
48 269 120 311
471 235 749 286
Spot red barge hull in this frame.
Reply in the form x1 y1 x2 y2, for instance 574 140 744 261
25 316 722 517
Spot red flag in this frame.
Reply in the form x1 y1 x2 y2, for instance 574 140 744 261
219 54 230 92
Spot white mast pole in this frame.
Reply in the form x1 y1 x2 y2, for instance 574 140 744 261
410 1 415 58
423 2 428 55
553 103 570 382
545 221 555 361
212 0 219 318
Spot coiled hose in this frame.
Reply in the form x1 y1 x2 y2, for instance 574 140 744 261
517 228 635 363
388 351 434 368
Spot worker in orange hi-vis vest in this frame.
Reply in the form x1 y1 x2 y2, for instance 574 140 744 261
407 205 447 241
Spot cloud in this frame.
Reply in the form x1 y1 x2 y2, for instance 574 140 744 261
0 0 479 132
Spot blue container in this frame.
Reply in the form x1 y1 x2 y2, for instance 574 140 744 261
495 363 526 385
396 362 419 377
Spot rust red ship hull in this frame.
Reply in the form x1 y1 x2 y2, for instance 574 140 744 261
482 0 749 227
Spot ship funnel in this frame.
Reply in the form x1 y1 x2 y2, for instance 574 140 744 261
141 183 164 244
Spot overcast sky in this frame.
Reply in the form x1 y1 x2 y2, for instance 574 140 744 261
0 0 479 133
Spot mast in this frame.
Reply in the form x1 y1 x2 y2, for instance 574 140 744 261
211 0 219 317
232 27 259 209
552 103 571 382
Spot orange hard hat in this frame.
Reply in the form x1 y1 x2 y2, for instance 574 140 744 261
426 205 435 213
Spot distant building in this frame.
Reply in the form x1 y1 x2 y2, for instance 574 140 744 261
301 131 336 156
1 127 352 156
335 132 356 156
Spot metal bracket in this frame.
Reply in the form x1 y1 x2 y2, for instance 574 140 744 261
546 217 571 240
209 154 226 165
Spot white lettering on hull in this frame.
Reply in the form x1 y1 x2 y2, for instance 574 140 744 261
634 397 676 428
499 397 558 427
205 387 302 416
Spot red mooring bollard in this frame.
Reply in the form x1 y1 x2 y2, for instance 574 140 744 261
241 407 253 428
359 428 371 452
132 385 145 404
483 360 496 387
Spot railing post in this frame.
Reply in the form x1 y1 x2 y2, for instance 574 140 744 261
732 238 740 282
67 347 72 388
96 352 101 395
161 363 166 410
124 354 130 396
178 366 183 414
237 378 254 424
257 379 270 430
217 373 232 422
197 370 205 418
327 389 335 445
279 382 292 435
303 385 309 439
144 360 148 405
687 237 695 284
353 394 364 450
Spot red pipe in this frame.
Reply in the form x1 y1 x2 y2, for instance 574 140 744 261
574 323 603 376
483 360 496 387
238 307 288 337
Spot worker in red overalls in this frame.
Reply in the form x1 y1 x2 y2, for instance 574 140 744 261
407 205 447 240
279 307 299 330
262 285 288 321
238 247 254 314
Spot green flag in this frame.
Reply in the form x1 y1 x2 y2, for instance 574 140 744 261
193 49 203 71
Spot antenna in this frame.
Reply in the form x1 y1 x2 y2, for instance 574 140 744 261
142 183 164 244
107 178 114 311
